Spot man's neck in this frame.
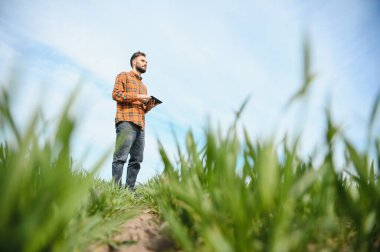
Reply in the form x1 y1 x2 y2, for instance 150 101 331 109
132 69 141 77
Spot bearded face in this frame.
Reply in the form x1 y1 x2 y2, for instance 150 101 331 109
134 56 147 74
136 64 146 73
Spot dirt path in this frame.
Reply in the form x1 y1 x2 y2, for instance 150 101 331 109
89 209 176 252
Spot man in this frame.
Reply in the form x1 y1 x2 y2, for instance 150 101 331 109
111 51 156 190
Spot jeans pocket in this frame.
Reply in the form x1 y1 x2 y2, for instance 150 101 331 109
116 121 127 134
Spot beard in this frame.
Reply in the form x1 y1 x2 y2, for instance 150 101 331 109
136 65 146 73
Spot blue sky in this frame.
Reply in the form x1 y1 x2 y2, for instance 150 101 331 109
0 0 379 182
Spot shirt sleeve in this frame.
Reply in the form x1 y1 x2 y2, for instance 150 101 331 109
112 73 137 103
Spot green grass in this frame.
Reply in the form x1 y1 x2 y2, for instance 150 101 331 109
0 85 151 251
151 109 379 251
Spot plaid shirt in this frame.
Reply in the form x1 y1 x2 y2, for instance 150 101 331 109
112 71 152 129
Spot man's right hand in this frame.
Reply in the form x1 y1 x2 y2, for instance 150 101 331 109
136 94 151 103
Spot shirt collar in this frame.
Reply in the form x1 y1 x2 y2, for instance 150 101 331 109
129 70 143 80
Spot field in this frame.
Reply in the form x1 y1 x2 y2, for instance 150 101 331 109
1 44 380 251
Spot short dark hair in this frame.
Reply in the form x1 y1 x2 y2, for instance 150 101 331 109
130 51 146 67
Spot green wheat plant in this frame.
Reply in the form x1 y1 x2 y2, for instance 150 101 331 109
152 98 380 252
0 82 146 251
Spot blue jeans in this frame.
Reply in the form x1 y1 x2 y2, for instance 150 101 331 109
112 121 145 189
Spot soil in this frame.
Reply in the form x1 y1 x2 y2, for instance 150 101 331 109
88 209 176 252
